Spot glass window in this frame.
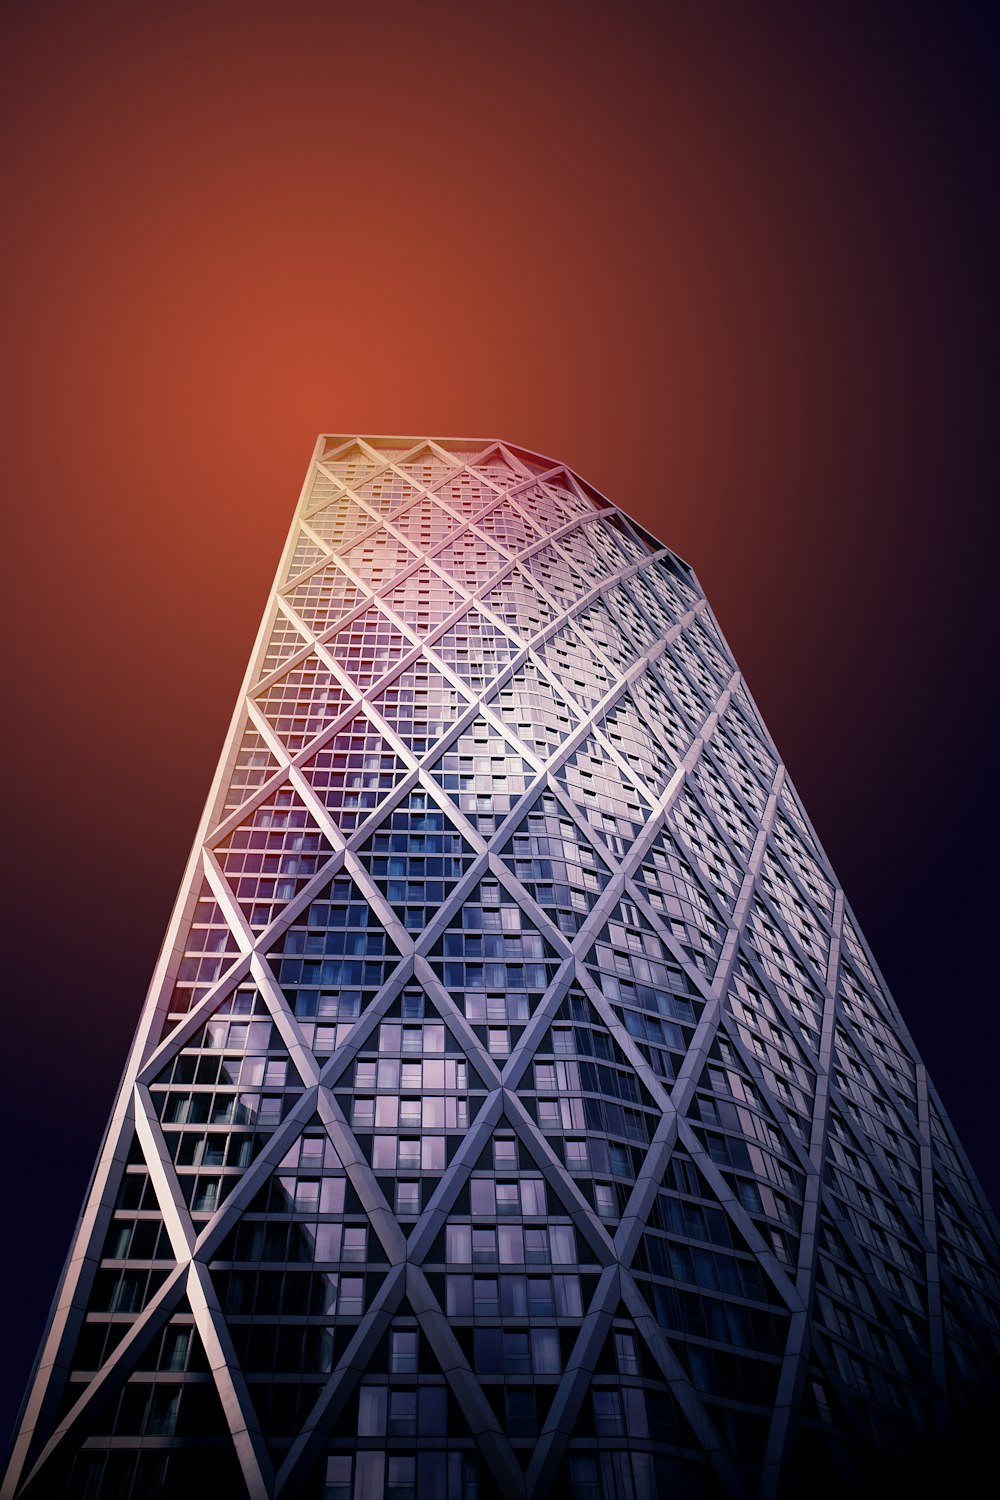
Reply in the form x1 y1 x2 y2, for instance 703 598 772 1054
537 1099 559 1128
593 1390 624 1436
569 1456 600 1500
549 1226 575 1265
474 1329 502 1376
473 1278 499 1316
565 1139 588 1171
342 1228 366 1262
624 1386 649 1438
390 1330 419 1374
472 1229 497 1263
396 1181 420 1215
498 1225 524 1264
614 1331 640 1375
323 1455 352 1500
354 1453 385 1500
375 1096 399 1127
527 1278 555 1316
339 1277 364 1315
446 1276 472 1316
372 1137 396 1170
520 1180 547 1215
496 1183 520 1216
418 1388 447 1436
470 1180 495 1216
320 1178 345 1214
500 1276 528 1317
386 1455 415 1500
554 1276 583 1316
532 1328 561 1374
357 1386 387 1437
421 1137 445 1170
388 1390 417 1436
162 1329 190 1372
505 1389 536 1438
503 1332 531 1375
525 1229 548 1265
295 1180 320 1212
398 1139 420 1169
494 1138 518 1170
422 1097 445 1128
314 1224 341 1262
446 1224 471 1263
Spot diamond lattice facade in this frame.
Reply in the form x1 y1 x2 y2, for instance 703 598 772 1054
5 436 999 1500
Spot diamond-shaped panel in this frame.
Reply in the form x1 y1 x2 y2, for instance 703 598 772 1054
341 529 418 591
432 529 508 593
395 443 456 488
352 467 421 517
428 878 563 1051
265 876 403 1051
254 653 355 755
214 781 336 932
480 565 558 639
389 495 462 550
222 721 281 818
356 791 478 929
283 526 328 583
306 489 380 551
484 657 581 763
284 559 369 636
536 624 615 712
598 688 679 802
299 709 409 831
426 715 537 837
258 610 310 682
369 657 470 757
518 985 663 1225
471 450 529 491
160 879 244 1026
475 497 543 555
432 466 498 519
631 822 727 978
323 604 412 691
383 563 463 635
430 605 519 691
498 790 612 937
555 734 649 858
584 904 704 1085
153 982 304 1212
336 985 489 1224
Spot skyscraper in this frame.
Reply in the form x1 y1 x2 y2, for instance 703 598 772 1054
4 435 998 1500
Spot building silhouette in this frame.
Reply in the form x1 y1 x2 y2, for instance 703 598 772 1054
4 436 998 1500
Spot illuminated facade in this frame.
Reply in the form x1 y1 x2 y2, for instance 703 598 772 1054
4 435 998 1500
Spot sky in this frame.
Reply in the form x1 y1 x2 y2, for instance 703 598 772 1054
1 0 998 1448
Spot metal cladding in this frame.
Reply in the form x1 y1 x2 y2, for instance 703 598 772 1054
5 436 999 1500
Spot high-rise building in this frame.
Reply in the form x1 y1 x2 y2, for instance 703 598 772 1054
4 436 998 1500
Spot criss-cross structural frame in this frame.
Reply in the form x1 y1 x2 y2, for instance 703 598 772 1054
5 436 998 1500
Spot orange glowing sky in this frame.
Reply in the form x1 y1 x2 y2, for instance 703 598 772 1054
1 0 998 1438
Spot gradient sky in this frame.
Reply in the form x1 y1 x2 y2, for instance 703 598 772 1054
1 0 998 1447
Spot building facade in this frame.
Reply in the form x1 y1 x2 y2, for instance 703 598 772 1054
4 436 998 1500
